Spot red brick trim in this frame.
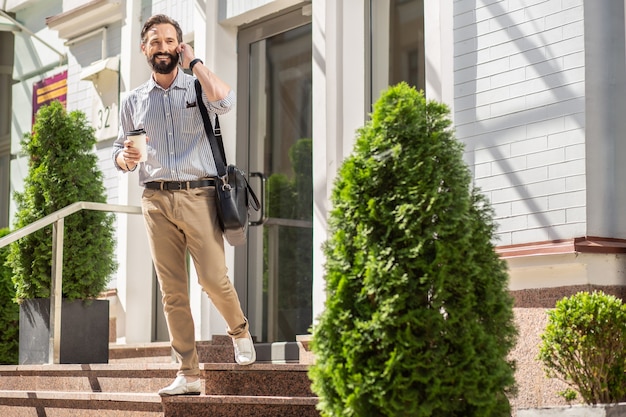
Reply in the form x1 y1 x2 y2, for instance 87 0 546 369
497 236 626 258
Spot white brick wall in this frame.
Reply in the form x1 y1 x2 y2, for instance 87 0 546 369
151 0 194 35
454 0 585 246
63 19 126 207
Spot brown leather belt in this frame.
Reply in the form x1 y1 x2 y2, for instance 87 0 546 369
144 179 216 190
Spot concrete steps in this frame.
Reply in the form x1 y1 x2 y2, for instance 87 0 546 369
0 336 319 416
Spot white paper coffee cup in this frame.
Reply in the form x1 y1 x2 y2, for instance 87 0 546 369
126 129 147 162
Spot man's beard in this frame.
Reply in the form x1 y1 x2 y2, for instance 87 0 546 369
149 52 179 74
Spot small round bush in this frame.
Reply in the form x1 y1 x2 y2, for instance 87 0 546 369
309 83 517 417
538 290 626 404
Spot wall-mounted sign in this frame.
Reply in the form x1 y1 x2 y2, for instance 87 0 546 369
89 81 119 141
32 70 67 125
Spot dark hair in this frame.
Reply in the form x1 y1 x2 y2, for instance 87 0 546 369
141 14 183 44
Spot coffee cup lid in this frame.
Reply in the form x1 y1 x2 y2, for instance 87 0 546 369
126 129 146 135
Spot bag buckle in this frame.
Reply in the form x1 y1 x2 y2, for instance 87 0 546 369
219 175 231 191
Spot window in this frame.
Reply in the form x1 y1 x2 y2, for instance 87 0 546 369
369 0 425 105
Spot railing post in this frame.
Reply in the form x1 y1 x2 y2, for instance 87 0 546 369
49 218 64 364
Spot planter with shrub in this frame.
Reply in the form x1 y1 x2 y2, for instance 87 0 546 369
8 100 116 364
519 290 626 416
309 83 517 416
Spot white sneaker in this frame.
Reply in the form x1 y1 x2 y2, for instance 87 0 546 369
158 375 201 396
233 333 256 365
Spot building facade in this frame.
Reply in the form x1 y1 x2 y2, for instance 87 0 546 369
2 0 625 409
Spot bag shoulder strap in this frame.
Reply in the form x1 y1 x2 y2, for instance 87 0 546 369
195 79 227 177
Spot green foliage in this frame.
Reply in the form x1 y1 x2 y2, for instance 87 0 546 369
309 83 517 416
0 228 18 364
538 291 626 404
8 101 116 301
267 138 313 222
560 388 578 403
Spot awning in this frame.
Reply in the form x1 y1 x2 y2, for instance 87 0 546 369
80 56 119 82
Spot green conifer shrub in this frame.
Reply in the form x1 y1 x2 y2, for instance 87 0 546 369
8 101 116 301
309 83 517 416
0 228 18 364
538 291 626 404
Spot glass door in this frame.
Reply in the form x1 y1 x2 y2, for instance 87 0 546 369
236 9 312 343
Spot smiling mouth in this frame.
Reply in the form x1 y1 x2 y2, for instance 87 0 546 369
149 53 178 74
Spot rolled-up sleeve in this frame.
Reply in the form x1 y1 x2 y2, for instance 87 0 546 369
206 89 235 115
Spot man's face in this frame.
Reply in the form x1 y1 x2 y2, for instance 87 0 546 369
142 23 180 74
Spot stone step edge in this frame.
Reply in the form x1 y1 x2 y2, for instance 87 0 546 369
0 390 318 406
109 341 172 360
163 394 319 405
202 363 309 371
0 362 309 374
0 389 161 403
0 363 180 375
110 340 303 364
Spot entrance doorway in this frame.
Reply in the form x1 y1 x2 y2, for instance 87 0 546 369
237 8 312 343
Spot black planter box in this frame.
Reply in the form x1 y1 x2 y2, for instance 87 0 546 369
19 298 109 364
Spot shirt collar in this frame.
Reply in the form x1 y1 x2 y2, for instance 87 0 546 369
147 68 187 92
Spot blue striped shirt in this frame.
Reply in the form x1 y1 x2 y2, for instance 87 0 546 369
113 69 235 185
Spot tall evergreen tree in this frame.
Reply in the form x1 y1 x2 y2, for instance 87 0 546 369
309 83 517 416
8 100 116 301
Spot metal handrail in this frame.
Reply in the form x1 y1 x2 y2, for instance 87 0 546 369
0 201 142 364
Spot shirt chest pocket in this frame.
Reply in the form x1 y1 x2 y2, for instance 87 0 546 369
180 106 204 135
178 88 204 134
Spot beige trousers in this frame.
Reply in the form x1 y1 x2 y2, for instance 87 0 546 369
141 185 248 377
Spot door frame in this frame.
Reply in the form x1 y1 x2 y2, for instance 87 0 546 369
234 6 312 322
